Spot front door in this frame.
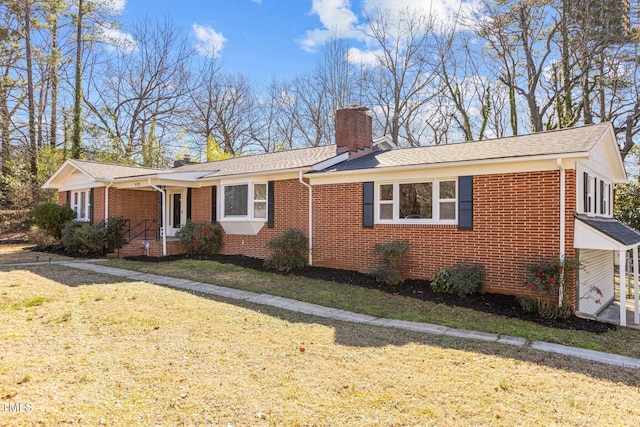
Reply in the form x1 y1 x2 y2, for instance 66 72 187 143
166 189 187 236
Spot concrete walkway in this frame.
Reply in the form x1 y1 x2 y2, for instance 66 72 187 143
6 259 640 370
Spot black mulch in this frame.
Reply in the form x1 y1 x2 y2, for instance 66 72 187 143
123 253 615 334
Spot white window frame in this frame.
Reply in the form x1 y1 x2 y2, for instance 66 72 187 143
221 181 268 222
375 179 458 224
582 171 612 217
71 189 90 222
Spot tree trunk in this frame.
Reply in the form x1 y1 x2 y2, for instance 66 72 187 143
25 0 37 175
71 0 83 159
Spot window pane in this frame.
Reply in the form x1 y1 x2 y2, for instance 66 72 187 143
224 185 248 216
254 183 266 201
380 184 393 201
399 183 432 219
439 181 456 199
254 201 266 219
380 203 393 220
440 202 456 220
80 191 86 219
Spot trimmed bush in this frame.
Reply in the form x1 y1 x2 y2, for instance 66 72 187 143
447 261 486 297
369 240 410 286
430 261 485 297
32 203 76 240
175 220 223 257
265 228 308 272
61 216 126 256
430 266 452 293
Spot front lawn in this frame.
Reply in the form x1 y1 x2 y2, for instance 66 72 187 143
1 264 640 425
105 258 640 358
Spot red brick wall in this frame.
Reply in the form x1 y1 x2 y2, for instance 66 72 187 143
108 188 159 229
222 179 309 258
312 170 578 303
190 187 212 223
58 191 68 207
92 187 105 223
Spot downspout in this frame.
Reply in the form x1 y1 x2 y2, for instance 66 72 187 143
299 171 313 266
104 181 113 224
148 178 167 256
557 158 566 308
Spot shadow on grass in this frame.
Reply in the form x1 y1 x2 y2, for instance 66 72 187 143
19 263 640 387
165 283 640 388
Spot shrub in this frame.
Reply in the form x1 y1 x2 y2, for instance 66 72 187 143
61 216 126 256
32 203 76 240
430 261 485 297
175 220 223 257
522 255 580 319
430 266 452 293
27 225 58 247
447 261 486 297
264 228 308 272
369 240 410 286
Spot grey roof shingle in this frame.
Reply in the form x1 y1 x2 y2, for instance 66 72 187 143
318 123 612 173
69 159 162 179
70 145 339 180
171 145 338 177
575 214 640 246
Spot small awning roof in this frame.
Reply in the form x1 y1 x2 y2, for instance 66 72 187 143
574 214 640 251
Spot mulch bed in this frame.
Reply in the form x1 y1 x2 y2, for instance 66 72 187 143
123 253 615 334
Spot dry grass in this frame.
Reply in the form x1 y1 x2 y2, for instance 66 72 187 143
1 264 640 426
0 243 74 264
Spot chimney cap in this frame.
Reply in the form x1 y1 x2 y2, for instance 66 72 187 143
344 105 369 111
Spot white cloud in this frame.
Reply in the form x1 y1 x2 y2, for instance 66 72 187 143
347 47 380 67
97 24 138 53
251 0 262 3
89 0 127 14
298 0 362 52
192 24 227 58
363 0 477 23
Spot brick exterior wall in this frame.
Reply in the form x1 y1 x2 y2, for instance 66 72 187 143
312 170 578 304
190 187 212 223
213 179 310 259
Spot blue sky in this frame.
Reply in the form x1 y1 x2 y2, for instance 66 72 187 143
106 0 473 82
120 1 321 81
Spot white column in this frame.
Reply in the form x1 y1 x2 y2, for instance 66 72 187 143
634 246 639 325
620 249 627 327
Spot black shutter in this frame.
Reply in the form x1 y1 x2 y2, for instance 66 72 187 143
267 181 275 228
89 188 94 224
211 186 217 222
583 172 589 213
599 180 604 214
66 190 71 208
458 176 473 230
186 188 192 221
363 181 374 228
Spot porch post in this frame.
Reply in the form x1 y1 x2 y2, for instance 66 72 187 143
620 249 627 326
634 245 639 325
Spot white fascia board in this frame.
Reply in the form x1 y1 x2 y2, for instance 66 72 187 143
305 152 591 185
574 219 638 251
312 153 349 171
155 171 213 181
198 167 312 183
42 160 94 189
601 124 628 183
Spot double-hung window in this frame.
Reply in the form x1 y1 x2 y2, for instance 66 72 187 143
377 179 457 223
71 190 90 221
222 182 267 220
582 171 612 217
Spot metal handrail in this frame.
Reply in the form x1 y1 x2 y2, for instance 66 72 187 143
122 219 158 242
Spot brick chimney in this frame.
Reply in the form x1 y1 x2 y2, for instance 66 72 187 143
335 105 373 158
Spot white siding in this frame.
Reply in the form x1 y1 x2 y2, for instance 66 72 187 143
578 249 614 315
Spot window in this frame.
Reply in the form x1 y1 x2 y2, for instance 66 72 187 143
582 171 611 217
222 182 267 220
253 184 267 219
377 180 456 223
71 190 90 221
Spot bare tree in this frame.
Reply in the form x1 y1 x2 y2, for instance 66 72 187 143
361 7 440 146
84 16 194 164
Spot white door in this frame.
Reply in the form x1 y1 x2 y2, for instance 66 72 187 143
166 189 187 236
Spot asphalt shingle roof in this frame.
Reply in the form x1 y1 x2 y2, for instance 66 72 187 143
170 145 339 177
575 214 640 246
69 159 162 179
318 123 612 173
